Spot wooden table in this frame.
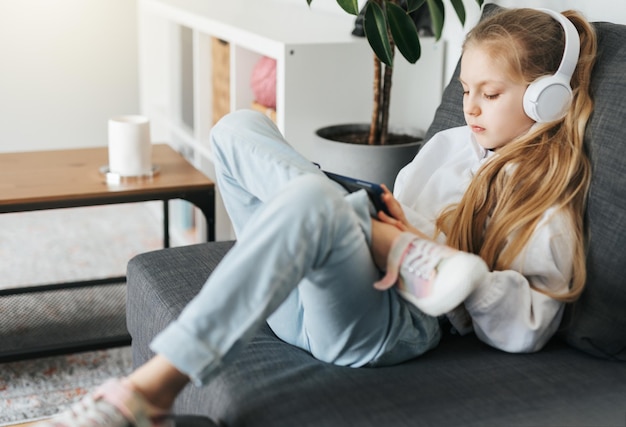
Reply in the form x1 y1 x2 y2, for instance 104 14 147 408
0 144 215 242
0 144 215 360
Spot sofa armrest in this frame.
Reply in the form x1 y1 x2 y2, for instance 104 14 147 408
126 241 235 370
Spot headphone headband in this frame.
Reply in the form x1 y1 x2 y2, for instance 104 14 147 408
536 8 580 80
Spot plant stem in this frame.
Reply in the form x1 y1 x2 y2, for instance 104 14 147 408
379 0 399 145
380 55 393 145
369 55 382 145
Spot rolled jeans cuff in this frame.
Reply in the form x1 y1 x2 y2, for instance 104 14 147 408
150 321 222 387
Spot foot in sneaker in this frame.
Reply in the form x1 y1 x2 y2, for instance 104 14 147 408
374 232 488 316
36 378 170 427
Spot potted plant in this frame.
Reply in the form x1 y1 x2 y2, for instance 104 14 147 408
307 0 483 187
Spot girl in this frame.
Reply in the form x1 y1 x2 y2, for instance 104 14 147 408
40 8 597 427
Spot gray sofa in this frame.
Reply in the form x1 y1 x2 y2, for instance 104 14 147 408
127 7 626 427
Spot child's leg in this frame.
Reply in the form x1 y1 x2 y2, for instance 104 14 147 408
150 174 440 385
210 109 324 235
210 109 440 367
36 113 441 427
125 355 189 410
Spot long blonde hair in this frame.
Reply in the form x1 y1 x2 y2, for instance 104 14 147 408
435 9 597 302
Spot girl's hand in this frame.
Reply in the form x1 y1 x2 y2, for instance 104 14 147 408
378 184 406 225
377 184 428 239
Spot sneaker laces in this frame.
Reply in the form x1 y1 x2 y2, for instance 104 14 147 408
400 239 454 298
374 232 452 295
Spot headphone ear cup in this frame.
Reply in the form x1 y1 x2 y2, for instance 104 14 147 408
523 75 573 123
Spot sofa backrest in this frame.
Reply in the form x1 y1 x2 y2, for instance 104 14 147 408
425 4 626 361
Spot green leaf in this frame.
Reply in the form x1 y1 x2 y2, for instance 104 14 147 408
306 0 312 6
475 0 484 8
387 2 421 63
364 2 394 66
426 0 445 40
336 0 359 15
450 0 466 26
405 0 426 13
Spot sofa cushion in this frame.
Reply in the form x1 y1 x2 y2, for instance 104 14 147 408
562 20 626 360
426 5 626 361
127 242 626 427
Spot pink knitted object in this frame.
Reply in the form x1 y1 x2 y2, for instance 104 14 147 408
251 56 277 109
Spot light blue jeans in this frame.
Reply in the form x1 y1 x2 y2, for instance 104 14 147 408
150 110 440 386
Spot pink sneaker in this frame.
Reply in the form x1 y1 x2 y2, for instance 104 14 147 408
36 379 171 427
375 232 488 316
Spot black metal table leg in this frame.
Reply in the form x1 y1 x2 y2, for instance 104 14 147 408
163 199 170 248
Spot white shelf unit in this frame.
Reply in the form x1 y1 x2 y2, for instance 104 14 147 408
137 0 446 240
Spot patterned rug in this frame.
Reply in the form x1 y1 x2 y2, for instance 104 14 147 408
0 202 194 425
0 347 133 425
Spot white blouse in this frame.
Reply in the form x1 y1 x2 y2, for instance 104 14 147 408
394 125 575 352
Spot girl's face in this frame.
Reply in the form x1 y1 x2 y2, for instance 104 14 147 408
460 45 535 150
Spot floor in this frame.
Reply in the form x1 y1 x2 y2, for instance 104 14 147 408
0 202 197 425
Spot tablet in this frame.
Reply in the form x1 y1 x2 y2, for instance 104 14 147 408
323 171 391 216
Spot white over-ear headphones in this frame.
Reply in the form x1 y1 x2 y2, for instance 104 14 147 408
522 9 580 123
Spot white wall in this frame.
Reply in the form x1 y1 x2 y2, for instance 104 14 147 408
0 0 622 154
0 0 138 153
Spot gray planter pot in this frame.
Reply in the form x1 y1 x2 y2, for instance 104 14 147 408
311 124 423 191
